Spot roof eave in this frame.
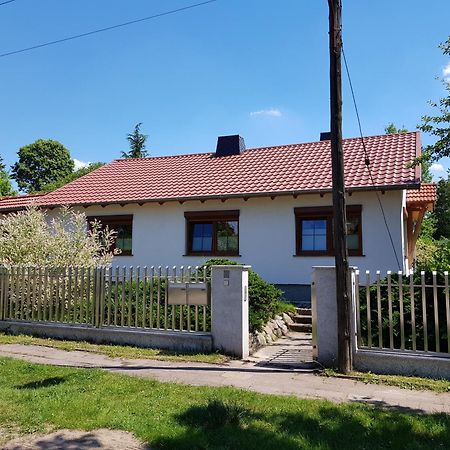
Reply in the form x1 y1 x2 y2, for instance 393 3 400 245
28 182 420 210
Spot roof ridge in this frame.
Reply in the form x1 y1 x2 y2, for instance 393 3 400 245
0 193 46 200
112 151 214 163
110 132 418 162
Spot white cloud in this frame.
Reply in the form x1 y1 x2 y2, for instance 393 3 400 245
443 61 450 81
430 162 445 173
250 108 282 117
73 158 90 170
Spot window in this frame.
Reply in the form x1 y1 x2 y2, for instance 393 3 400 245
86 215 133 256
295 206 362 256
185 210 239 256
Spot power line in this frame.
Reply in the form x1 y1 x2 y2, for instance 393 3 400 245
0 0 16 6
342 46 402 271
0 0 218 58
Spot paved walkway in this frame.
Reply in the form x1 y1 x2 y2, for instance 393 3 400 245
0 340 449 415
249 332 318 370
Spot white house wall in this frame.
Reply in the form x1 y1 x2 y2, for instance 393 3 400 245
60 190 405 285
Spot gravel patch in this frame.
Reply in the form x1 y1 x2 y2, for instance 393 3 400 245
2 429 150 450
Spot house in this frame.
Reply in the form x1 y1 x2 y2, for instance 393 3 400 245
0 132 436 304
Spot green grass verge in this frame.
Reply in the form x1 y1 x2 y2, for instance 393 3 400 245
0 332 227 364
0 358 448 449
324 369 450 393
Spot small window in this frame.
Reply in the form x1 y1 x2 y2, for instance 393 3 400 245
295 206 362 256
185 211 239 256
87 215 133 256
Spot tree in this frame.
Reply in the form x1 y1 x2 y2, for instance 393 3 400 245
39 162 105 193
11 139 74 193
431 174 450 240
122 123 148 158
418 36 450 161
0 156 16 197
384 123 408 134
0 170 16 197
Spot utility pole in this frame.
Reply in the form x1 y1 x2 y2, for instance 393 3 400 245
328 0 352 373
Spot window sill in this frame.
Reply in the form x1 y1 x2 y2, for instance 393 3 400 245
115 253 133 257
293 254 365 257
183 254 242 257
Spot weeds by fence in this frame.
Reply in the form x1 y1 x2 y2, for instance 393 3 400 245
355 270 450 355
0 265 211 333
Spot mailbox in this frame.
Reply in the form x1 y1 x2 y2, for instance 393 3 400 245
168 281 210 306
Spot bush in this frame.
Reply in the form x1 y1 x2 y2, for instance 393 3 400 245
0 207 115 267
416 237 450 272
200 259 294 332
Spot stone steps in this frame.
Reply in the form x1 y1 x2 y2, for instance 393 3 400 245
293 314 312 324
289 307 312 333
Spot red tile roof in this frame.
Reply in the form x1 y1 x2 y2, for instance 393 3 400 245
0 132 422 211
406 183 437 204
0 194 46 211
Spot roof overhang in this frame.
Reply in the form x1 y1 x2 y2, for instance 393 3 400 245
18 182 419 211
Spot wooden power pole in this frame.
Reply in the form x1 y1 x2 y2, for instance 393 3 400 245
328 0 352 373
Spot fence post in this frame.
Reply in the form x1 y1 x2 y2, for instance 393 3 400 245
93 267 101 327
312 266 358 367
0 265 6 320
210 265 250 358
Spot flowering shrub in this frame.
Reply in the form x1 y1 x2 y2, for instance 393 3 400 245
0 207 116 267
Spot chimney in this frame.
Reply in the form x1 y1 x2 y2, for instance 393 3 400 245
320 132 331 141
215 135 246 157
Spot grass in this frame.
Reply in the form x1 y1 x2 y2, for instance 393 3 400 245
324 369 450 393
0 358 449 449
0 332 227 364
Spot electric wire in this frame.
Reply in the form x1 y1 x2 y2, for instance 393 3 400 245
0 0 218 58
0 0 16 6
342 46 402 271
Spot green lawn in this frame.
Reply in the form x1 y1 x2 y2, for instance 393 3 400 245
0 358 448 449
324 369 450 393
0 332 227 364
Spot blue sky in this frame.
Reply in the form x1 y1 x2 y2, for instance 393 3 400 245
0 0 449 179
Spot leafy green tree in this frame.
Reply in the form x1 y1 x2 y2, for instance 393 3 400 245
384 123 408 134
418 36 450 161
0 170 16 197
39 162 105 193
432 175 450 240
0 156 16 197
121 123 148 158
11 139 74 193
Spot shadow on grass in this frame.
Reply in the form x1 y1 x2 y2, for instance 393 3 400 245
152 398 450 450
16 376 67 390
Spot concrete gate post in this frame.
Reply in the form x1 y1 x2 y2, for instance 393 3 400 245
311 266 357 367
211 265 250 358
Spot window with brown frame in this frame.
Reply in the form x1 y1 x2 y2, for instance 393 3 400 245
185 210 239 256
294 205 362 256
86 215 133 256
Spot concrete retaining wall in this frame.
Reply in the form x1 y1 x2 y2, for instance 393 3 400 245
0 320 213 354
355 349 450 380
